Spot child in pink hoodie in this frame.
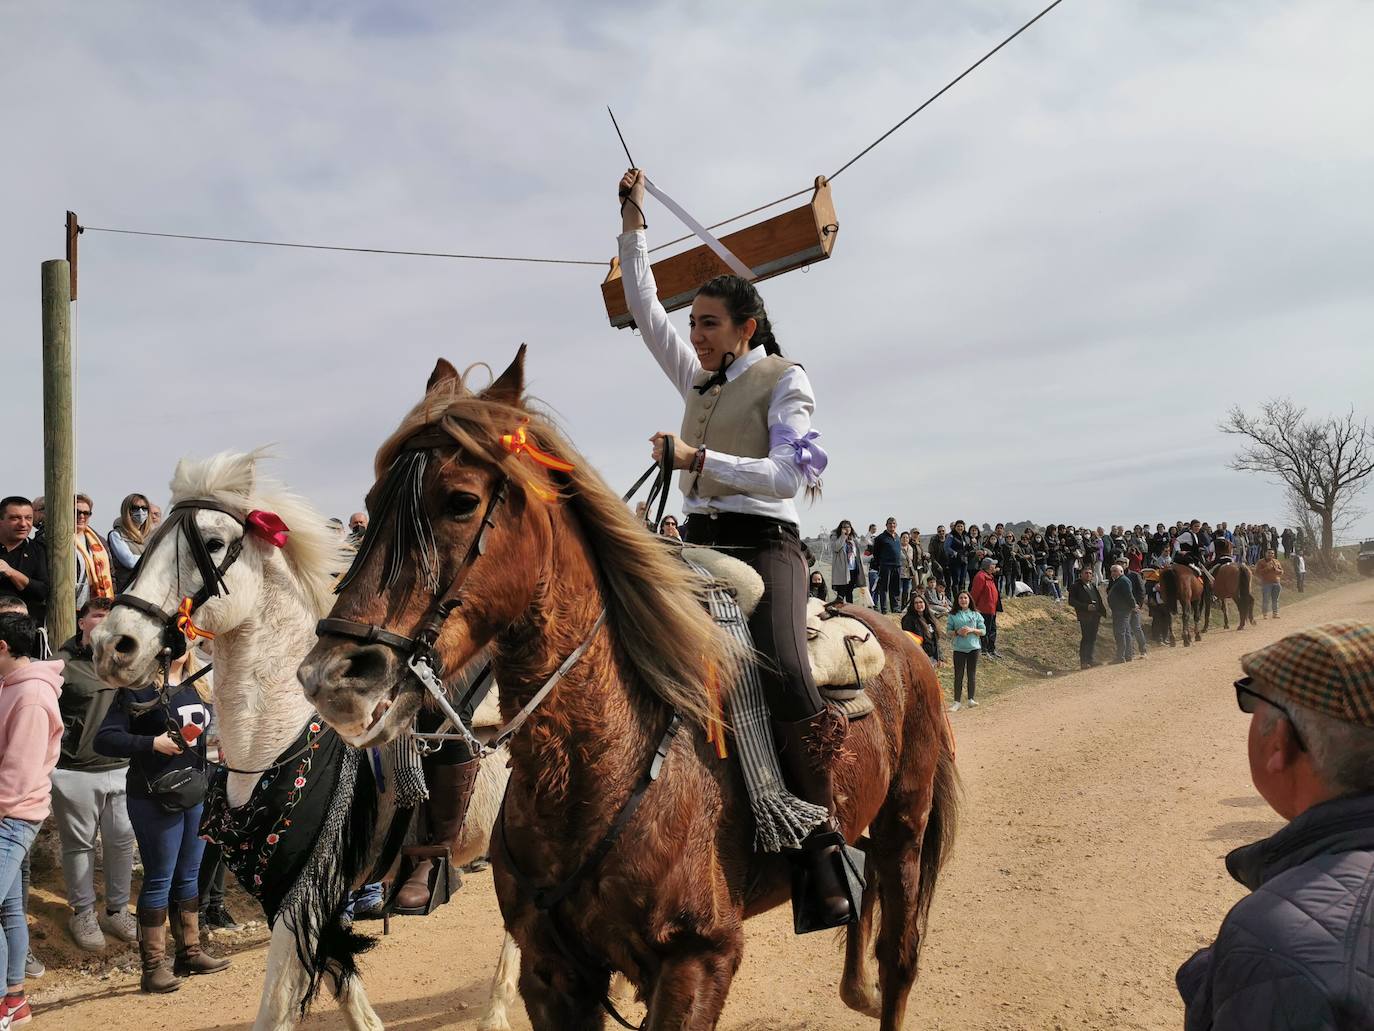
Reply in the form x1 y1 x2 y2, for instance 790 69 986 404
0 612 64 1025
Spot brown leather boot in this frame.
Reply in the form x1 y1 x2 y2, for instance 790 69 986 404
392 756 481 915
774 709 860 933
169 896 231 976
137 907 184 994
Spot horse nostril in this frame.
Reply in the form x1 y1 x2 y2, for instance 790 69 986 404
343 646 389 683
113 635 138 657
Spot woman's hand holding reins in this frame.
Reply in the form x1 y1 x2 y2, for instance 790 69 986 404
152 732 184 756
651 432 697 471
620 168 647 232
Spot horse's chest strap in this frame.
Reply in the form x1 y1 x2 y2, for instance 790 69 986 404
504 712 681 914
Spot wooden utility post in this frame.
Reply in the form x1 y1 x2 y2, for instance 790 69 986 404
42 258 75 646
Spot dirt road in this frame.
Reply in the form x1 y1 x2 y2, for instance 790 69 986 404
42 578 1374 1030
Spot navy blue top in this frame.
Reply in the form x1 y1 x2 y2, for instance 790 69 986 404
94 682 211 799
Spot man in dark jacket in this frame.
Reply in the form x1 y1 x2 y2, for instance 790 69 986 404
1106 564 1139 663
50 598 136 951
870 517 903 615
1068 566 1107 669
0 497 48 628
1178 621 1374 1029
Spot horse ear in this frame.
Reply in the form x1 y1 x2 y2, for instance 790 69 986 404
427 358 460 392
482 344 527 406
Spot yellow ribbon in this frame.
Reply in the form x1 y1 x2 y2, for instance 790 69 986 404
176 596 215 642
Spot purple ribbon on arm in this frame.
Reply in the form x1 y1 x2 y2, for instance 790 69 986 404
770 426 829 486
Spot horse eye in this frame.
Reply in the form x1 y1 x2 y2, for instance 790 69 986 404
444 492 481 519
205 538 225 554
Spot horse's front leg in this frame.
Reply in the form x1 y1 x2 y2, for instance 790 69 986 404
253 921 313 1031
645 937 743 1031
518 938 609 1031
477 932 521 1031
332 967 385 1031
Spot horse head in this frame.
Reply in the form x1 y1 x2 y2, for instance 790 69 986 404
298 349 566 747
94 450 337 688
300 347 732 749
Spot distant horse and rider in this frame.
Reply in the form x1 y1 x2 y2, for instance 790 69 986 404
1205 538 1256 631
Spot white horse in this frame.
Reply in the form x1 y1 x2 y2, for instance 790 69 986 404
91 450 519 1031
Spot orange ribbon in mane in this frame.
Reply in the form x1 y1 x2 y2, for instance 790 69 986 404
176 596 215 642
500 425 575 473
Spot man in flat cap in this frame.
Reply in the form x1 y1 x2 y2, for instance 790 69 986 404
1178 621 1374 1028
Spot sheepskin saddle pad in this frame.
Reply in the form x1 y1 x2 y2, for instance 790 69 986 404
681 546 885 718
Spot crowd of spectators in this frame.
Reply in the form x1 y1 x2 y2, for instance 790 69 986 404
811 517 1305 711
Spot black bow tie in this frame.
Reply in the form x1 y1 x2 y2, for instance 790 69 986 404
694 353 737 394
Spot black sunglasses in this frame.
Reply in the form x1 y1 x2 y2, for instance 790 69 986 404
130 505 149 512
1234 677 1307 752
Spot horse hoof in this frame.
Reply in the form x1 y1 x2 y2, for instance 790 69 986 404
477 1014 513 1031
840 979 882 1018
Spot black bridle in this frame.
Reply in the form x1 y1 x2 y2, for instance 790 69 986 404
111 498 247 640
312 428 674 757
315 430 512 673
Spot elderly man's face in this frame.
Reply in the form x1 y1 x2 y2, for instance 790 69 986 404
1247 696 1304 820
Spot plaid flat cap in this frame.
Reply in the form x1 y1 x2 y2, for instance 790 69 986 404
1241 621 1374 728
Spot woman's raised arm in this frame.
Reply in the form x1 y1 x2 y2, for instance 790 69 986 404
617 168 700 396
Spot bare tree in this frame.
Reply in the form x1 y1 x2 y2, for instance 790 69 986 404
1222 399 1374 562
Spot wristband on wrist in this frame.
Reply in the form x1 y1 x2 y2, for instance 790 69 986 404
693 447 707 474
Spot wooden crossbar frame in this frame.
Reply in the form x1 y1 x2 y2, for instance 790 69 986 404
602 177 838 329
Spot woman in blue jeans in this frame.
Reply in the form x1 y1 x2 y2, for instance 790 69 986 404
95 650 229 993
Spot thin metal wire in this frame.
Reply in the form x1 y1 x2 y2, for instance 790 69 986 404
827 0 1067 182
649 0 1067 255
80 226 606 267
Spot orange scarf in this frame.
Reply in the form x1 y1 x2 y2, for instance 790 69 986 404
75 526 115 600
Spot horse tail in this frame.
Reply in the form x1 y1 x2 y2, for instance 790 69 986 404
1239 565 1254 618
1160 566 1178 615
915 726 961 943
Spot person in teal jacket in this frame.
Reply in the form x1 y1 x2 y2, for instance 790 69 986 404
947 590 987 711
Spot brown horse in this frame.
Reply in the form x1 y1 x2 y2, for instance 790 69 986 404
298 350 959 1031
1160 562 1206 646
1205 539 1255 631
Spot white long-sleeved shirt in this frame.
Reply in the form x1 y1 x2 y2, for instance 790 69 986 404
618 230 818 526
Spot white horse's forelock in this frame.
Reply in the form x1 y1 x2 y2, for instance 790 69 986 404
168 448 343 618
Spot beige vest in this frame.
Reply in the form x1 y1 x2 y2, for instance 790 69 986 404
679 353 795 499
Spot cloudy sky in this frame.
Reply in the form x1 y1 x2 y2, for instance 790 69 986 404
5 0 1372 543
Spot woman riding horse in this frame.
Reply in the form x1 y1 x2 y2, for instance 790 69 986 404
618 168 852 931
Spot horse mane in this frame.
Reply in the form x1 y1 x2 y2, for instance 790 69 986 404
169 449 342 618
372 368 744 730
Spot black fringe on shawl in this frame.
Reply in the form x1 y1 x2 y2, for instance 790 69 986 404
290 751 384 1014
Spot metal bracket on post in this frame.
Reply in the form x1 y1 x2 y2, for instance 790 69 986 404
66 212 81 301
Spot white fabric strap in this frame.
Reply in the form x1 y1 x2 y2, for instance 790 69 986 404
644 178 756 281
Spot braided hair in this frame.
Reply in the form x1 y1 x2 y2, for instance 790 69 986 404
695 275 781 356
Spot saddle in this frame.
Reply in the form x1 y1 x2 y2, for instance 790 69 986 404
682 546 885 719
